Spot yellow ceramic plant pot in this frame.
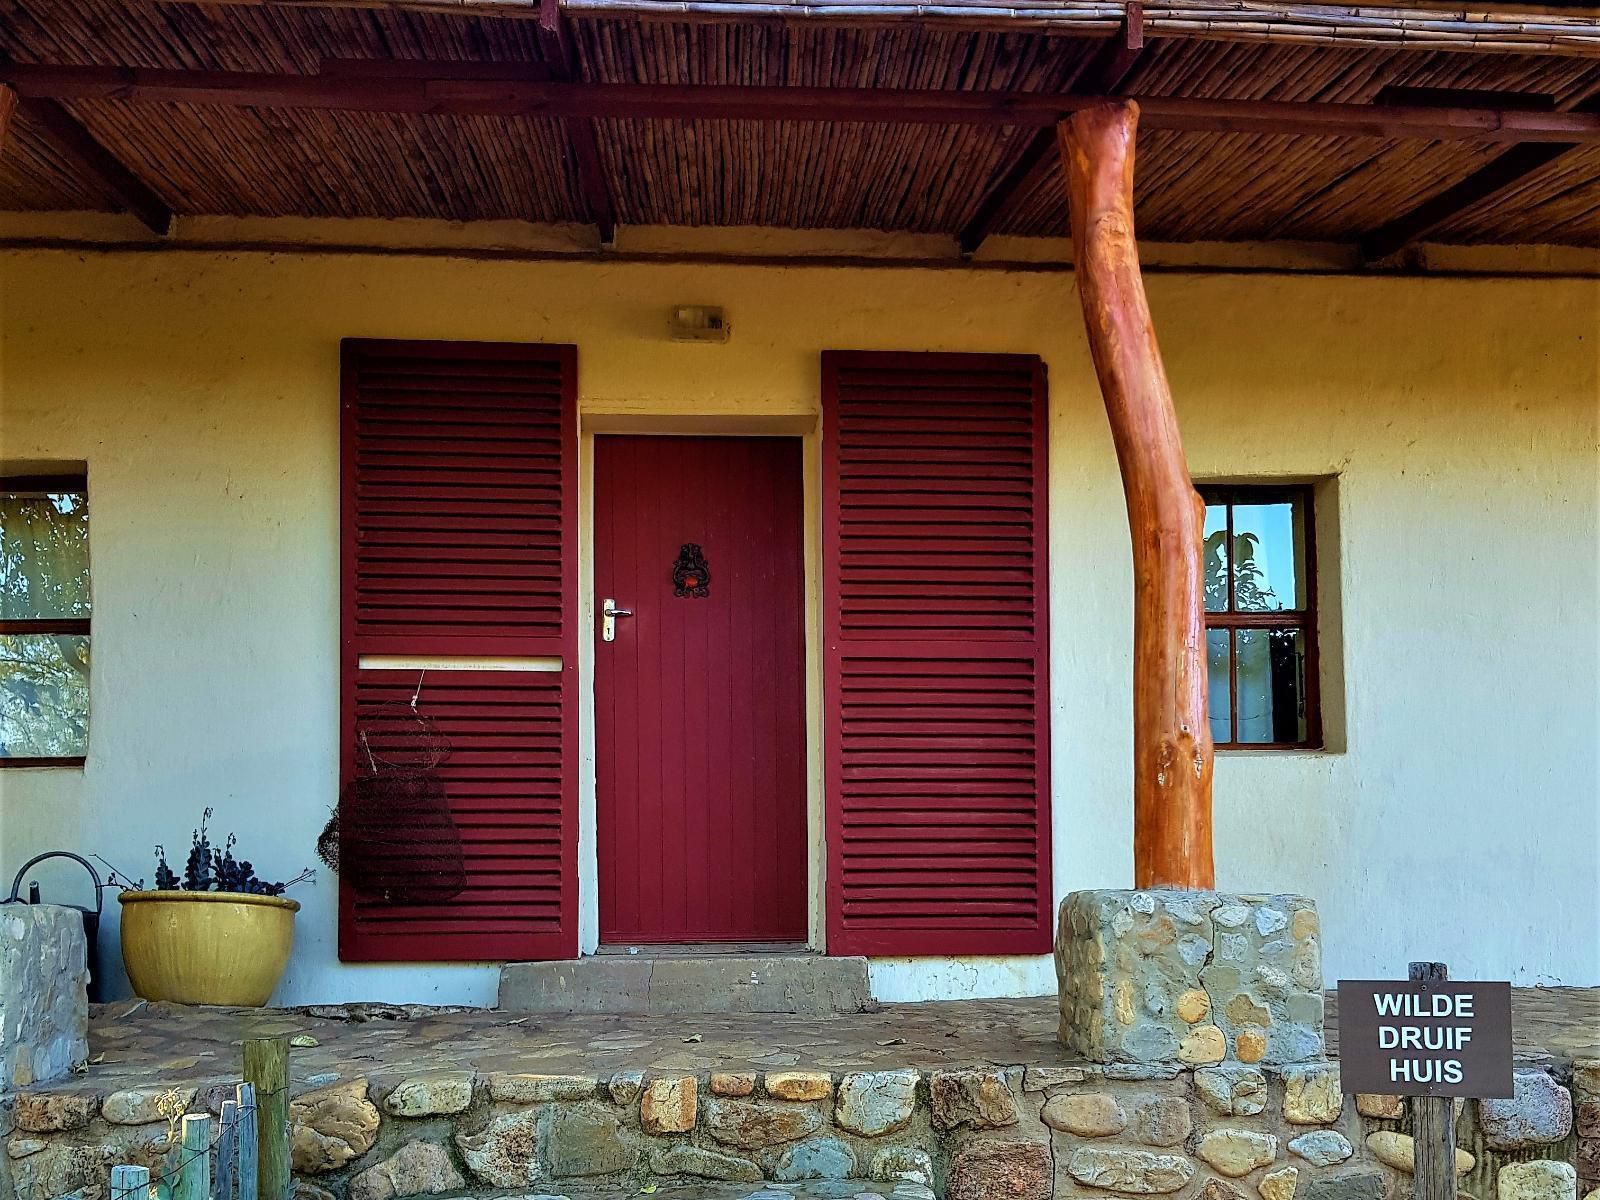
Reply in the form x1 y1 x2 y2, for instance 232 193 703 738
119 890 300 1006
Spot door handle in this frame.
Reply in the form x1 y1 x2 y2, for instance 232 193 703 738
602 598 633 643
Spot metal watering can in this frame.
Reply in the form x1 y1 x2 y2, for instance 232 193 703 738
4 851 107 1002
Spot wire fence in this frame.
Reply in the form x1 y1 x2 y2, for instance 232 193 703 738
105 1084 272 1200
101 1038 295 1200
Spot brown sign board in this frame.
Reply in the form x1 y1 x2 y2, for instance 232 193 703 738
1338 979 1514 1098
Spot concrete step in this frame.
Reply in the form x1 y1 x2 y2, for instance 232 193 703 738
498 953 873 1016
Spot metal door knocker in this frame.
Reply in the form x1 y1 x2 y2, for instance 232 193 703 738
672 543 711 597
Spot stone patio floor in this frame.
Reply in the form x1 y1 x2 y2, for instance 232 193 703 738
56 987 1599 1100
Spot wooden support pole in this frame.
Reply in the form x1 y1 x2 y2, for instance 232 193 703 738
1059 100 1214 890
1409 961 1459 1200
242 1038 289 1200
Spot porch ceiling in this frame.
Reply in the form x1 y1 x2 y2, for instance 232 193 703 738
0 2 1597 251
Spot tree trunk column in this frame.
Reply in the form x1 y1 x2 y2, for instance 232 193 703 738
1059 100 1214 890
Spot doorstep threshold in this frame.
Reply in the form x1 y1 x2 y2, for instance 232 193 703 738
595 941 814 958
500 950 870 1015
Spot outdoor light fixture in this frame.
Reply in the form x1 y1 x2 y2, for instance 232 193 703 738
668 305 730 342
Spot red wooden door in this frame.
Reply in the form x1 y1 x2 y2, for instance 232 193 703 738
595 436 809 944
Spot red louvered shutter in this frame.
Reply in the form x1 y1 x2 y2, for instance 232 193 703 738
339 340 578 963
822 351 1052 957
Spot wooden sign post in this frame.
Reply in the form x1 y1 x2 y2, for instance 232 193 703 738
1338 961 1515 1200
1410 963 1459 1200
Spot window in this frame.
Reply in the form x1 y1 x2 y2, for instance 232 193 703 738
1201 485 1319 750
1 476 90 765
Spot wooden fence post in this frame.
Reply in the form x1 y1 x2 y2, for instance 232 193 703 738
243 1038 290 1200
110 1164 151 1200
215 1098 239 1200
235 1084 259 1200
1410 961 1458 1200
172 1114 211 1200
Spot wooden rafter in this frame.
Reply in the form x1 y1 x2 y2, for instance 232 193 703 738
4 64 1599 144
14 96 172 234
1059 99 1213 890
2 55 171 234
958 3 1147 255
1080 4 1149 97
1361 142 1581 259
536 0 616 245
1361 95 1599 259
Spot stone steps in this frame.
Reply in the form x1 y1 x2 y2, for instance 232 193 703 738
498 954 873 1016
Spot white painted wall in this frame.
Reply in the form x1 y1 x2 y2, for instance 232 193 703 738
1 233 1595 1005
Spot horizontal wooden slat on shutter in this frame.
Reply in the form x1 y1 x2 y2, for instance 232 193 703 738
339 339 578 964
822 351 1052 957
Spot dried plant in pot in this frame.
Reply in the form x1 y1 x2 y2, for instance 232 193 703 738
113 810 313 1006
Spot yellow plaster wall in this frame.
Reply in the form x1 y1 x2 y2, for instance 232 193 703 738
1 244 1595 1003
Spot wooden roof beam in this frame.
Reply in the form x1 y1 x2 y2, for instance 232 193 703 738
1081 3 1148 97
536 0 616 246
958 3 1146 255
4 65 1600 144
1360 141 1579 260
1359 94 1596 260
13 93 173 235
1 73 171 235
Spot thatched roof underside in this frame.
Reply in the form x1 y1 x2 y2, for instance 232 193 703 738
0 1 1596 247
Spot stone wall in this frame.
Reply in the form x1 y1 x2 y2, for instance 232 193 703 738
1572 1060 1598 1198
4 1060 1586 1200
1056 891 1325 1068
0 905 88 1091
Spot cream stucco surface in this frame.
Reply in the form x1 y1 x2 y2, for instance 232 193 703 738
1 237 1595 1005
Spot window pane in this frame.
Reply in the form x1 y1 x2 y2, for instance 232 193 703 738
1231 496 1304 612
1206 628 1232 746
1203 499 1229 613
1235 627 1307 745
0 633 90 758
1 491 90 620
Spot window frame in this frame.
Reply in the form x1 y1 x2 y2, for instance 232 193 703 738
0 472 90 768
1199 483 1322 752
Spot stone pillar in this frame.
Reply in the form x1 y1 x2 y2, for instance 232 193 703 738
0 904 89 1089
1056 889 1325 1066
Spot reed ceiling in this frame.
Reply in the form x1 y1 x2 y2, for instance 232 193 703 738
0 1 1596 248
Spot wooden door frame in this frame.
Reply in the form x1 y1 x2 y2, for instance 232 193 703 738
576 413 825 955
